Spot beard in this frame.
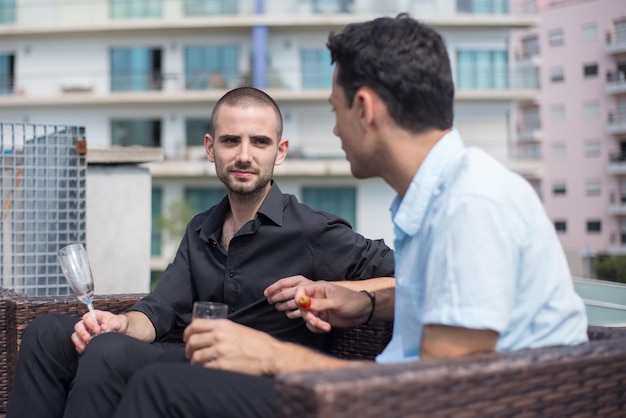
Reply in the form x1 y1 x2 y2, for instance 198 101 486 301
215 161 273 202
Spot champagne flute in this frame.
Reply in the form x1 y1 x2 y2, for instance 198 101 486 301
57 243 99 325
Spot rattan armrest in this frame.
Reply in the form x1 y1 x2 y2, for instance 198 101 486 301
276 326 626 418
0 290 145 413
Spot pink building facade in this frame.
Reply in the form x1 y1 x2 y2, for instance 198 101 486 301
515 0 626 275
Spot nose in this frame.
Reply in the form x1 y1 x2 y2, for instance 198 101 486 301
236 142 252 163
333 125 339 137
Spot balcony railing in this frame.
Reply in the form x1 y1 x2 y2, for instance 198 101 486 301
606 71 626 95
2 67 542 101
607 112 626 135
0 0 539 30
516 123 541 142
606 29 626 55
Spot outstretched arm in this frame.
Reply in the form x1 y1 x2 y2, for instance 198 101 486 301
184 318 361 376
265 275 394 319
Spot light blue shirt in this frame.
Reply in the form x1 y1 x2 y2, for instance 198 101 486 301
377 130 588 363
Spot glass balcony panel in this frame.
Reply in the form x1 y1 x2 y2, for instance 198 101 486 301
0 0 16 23
184 0 239 16
110 0 162 18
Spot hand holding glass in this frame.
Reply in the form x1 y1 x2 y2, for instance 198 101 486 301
57 243 99 326
192 302 229 319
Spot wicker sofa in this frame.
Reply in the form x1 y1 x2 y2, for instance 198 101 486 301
1 287 625 417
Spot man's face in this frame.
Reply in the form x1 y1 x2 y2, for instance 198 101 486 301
205 104 287 197
329 67 370 179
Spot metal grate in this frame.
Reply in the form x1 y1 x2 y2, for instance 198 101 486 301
0 123 87 296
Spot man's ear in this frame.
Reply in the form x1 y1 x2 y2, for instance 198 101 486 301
275 138 289 166
205 134 216 162
353 87 376 129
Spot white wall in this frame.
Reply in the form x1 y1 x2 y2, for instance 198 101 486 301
87 165 152 294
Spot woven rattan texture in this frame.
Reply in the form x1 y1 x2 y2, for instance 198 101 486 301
277 326 626 418
0 290 144 413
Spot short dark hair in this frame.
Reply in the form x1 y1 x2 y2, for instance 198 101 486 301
327 14 454 133
211 87 284 138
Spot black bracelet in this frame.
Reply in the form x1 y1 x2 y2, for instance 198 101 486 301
360 290 376 324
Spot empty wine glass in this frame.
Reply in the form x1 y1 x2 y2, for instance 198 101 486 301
57 243 98 325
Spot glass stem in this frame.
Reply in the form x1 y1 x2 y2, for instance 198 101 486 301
87 302 99 326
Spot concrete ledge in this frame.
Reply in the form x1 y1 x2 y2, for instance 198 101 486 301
87 147 164 165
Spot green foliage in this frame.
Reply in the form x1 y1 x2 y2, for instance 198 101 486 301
155 199 195 245
592 255 626 284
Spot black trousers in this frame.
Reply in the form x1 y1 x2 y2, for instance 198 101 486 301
7 314 181 418
113 357 276 418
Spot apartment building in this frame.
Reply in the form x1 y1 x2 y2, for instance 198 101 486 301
0 0 538 291
513 0 626 277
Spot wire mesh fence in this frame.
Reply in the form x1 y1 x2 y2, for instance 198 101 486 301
0 123 87 296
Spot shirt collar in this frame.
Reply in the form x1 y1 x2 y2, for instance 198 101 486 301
198 180 284 241
391 129 465 237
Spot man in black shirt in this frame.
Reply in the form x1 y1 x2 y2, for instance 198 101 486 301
7 87 394 418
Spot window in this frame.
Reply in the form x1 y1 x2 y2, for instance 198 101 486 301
184 0 238 15
110 0 162 18
301 48 333 89
550 66 564 83
521 35 540 58
583 63 598 78
549 29 564 46
186 118 212 147
584 140 600 157
581 22 598 41
302 187 356 228
586 220 601 233
111 47 162 91
457 50 508 89
151 188 162 256
585 179 601 196
551 104 565 121
0 0 16 23
551 142 566 158
584 101 600 118
553 182 566 195
456 0 509 14
111 119 161 147
0 53 13 94
554 220 567 233
185 45 239 90
185 187 226 215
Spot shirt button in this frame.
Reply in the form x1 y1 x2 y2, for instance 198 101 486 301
228 272 235 277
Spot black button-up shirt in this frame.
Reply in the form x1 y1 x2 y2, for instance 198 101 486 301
131 182 394 349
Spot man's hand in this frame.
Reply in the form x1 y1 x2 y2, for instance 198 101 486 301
264 275 313 318
295 281 373 333
184 319 279 376
71 310 129 353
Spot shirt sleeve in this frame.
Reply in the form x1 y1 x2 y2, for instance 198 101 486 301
311 212 395 281
129 226 195 341
421 195 521 334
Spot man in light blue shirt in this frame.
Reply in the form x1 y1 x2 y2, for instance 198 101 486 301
113 14 588 417
377 128 587 363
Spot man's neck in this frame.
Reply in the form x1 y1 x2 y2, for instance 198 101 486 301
226 183 271 232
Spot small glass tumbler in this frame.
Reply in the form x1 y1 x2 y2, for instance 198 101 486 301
192 301 229 319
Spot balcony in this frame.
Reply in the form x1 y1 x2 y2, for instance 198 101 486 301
516 123 542 143
606 71 626 95
0 66 542 108
608 191 626 215
0 0 539 38
605 30 626 55
608 230 626 255
608 151 626 175
607 112 626 136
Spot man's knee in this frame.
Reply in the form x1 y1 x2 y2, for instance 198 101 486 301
20 313 77 353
